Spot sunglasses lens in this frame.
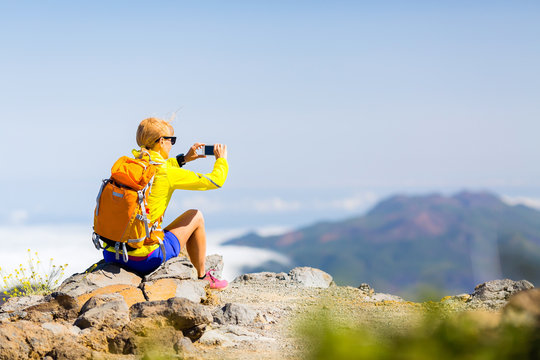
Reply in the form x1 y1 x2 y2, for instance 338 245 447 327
170 137 176 145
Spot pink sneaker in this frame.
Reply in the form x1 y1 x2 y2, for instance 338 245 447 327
204 270 228 290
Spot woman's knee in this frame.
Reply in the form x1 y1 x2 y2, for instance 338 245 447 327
185 209 204 226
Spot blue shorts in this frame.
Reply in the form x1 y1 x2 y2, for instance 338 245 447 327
103 231 181 275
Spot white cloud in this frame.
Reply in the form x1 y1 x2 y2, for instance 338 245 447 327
9 210 29 226
207 244 291 281
501 195 540 210
193 226 292 280
254 225 291 237
0 224 100 287
170 195 225 214
171 193 380 215
205 228 253 246
0 223 292 288
253 197 302 213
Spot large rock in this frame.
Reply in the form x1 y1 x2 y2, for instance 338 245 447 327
40 339 92 360
0 320 90 359
141 279 207 303
0 294 55 323
0 320 51 359
42 321 81 336
0 295 46 313
57 261 145 309
75 293 130 330
289 267 333 288
130 297 212 331
57 262 142 297
20 292 79 322
0 254 239 358
469 279 535 309
108 323 186 357
143 256 197 282
175 280 207 303
76 284 146 309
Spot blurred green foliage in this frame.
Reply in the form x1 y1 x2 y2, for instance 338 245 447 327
300 307 540 360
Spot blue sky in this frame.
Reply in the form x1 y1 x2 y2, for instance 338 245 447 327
1 1 540 234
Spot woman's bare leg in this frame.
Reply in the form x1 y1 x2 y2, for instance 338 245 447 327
164 209 206 277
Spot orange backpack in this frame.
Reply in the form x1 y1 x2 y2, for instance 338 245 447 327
92 151 166 263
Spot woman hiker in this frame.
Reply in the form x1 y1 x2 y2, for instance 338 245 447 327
100 117 229 289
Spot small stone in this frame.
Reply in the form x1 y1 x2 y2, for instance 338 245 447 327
199 329 233 346
0 313 11 323
80 293 124 314
213 303 257 325
358 283 374 295
276 272 289 280
199 325 274 347
183 324 207 341
233 271 290 283
366 293 404 302
441 294 471 303
174 336 196 354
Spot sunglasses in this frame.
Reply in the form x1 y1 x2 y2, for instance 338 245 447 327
155 136 177 145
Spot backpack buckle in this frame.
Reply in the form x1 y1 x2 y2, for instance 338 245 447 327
92 232 102 250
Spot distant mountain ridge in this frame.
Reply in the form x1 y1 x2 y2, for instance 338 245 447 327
224 191 540 296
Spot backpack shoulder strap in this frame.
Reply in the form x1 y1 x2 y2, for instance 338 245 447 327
138 148 162 166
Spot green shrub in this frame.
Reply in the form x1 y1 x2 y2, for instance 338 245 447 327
1 249 68 300
300 306 539 360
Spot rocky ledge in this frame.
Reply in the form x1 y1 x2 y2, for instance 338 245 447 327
0 256 536 360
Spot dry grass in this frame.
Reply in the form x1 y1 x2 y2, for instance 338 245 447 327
1 249 67 300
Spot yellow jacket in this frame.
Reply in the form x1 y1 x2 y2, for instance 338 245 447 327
105 149 229 257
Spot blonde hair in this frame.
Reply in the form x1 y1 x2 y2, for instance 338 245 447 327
136 117 174 149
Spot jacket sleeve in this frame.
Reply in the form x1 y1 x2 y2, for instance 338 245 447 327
165 157 229 191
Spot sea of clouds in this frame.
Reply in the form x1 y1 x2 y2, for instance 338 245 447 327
0 224 290 289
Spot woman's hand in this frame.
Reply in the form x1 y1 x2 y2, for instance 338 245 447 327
214 144 227 160
184 143 206 162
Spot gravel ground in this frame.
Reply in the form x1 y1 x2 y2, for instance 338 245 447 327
193 279 426 360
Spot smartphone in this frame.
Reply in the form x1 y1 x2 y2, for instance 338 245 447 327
198 145 214 156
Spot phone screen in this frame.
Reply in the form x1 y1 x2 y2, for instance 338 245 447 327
204 145 215 156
